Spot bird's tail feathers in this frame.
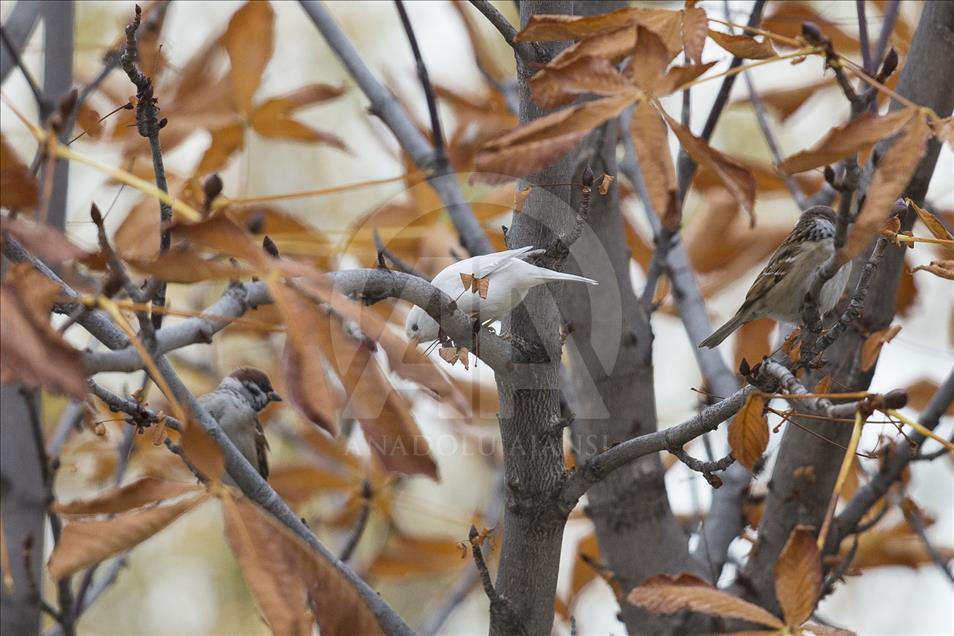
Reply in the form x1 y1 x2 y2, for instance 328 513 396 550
699 312 747 348
535 270 599 285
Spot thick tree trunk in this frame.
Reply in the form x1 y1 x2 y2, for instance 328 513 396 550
742 1 954 612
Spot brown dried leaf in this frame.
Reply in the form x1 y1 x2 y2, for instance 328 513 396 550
895 258 918 316
250 85 348 149
775 526 821 625
0 134 39 209
779 109 914 175
844 114 930 262
706 29 777 59
814 375 833 395
269 283 340 436
734 319 774 376
180 421 225 482
627 573 784 628
736 78 836 121
655 62 716 97
628 27 676 94
0 265 85 399
127 247 252 283
268 464 356 504
632 102 678 229
170 213 269 269
662 111 756 222
53 478 201 515
531 55 632 109
909 199 954 258
196 123 245 175
728 393 768 471
474 93 637 182
450 1 508 84
681 7 708 64
911 260 954 280
598 174 614 195
517 7 684 56
222 495 385 636
221 0 275 115
762 2 859 53
324 318 438 478
851 521 954 570
368 534 467 578
48 494 207 581
114 198 160 261
861 324 902 372
0 216 87 264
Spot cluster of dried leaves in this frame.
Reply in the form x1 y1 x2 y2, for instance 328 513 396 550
1 0 952 633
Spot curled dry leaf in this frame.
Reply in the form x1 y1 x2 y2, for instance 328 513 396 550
0 134 39 209
627 27 677 95
775 526 822 626
53 477 201 515
779 109 914 175
249 82 348 149
180 419 226 482
268 282 340 435
221 0 275 116
661 111 756 223
196 122 245 175
221 495 385 636
0 264 86 399
627 573 784 629
655 62 716 97
268 464 356 504
170 213 269 269
706 29 777 59
0 216 87 265
843 114 930 263
861 324 902 372
631 101 678 229
531 55 632 109
48 493 208 581
473 93 637 183
911 259 954 280
728 393 768 471
908 199 954 258
681 7 708 64
127 247 252 283
598 174 615 195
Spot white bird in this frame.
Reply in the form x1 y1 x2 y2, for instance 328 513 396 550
197 367 282 479
404 246 598 342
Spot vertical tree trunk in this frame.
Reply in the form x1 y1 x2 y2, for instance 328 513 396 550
742 1 954 612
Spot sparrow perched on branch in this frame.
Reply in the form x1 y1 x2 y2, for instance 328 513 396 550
699 206 852 348
404 246 598 343
197 367 281 478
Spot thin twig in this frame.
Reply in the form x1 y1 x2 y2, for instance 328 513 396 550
469 525 527 636
855 1 873 74
872 0 899 73
373 228 428 279
669 448 736 474
466 0 537 66
394 1 446 165
120 5 171 330
903 495 954 586
0 25 47 112
820 534 859 599
338 480 373 562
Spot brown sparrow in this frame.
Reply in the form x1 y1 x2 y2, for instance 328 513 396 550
197 367 281 478
699 206 852 348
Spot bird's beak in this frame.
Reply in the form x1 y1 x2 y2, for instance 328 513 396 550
268 391 283 402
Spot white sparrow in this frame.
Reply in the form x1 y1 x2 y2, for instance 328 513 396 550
197 367 281 478
699 206 852 348
404 246 598 342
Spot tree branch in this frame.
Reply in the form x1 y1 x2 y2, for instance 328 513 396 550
298 0 493 257
466 0 537 67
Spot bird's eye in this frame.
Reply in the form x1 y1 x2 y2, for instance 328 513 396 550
411 324 418 331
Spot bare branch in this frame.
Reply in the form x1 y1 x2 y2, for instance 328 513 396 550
338 480 373 562
298 0 493 257
903 495 954 586
466 0 537 66
670 448 736 476
0 0 42 83
469 526 527 636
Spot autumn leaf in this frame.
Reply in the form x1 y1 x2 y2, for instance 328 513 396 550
53 478 201 515
268 282 341 435
735 78 836 121
0 134 39 209
531 55 632 108
628 26 677 95
250 83 348 149
127 247 253 283
221 0 275 116
222 495 385 636
268 464 356 504
180 420 226 482
0 216 87 264
0 264 86 399
196 122 246 176
170 212 269 269
843 114 930 263
908 199 954 258
474 93 637 182
627 573 784 629
779 109 914 175
775 526 822 625
48 494 208 580
707 29 777 59
734 319 775 376
861 325 902 371
681 7 708 64
728 393 768 471
662 111 756 222
911 260 954 280
631 101 678 229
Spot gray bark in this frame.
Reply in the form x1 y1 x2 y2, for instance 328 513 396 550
741 1 954 613
0 1 42 83
40 0 74 231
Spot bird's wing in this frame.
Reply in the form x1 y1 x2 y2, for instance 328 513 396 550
472 246 543 279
